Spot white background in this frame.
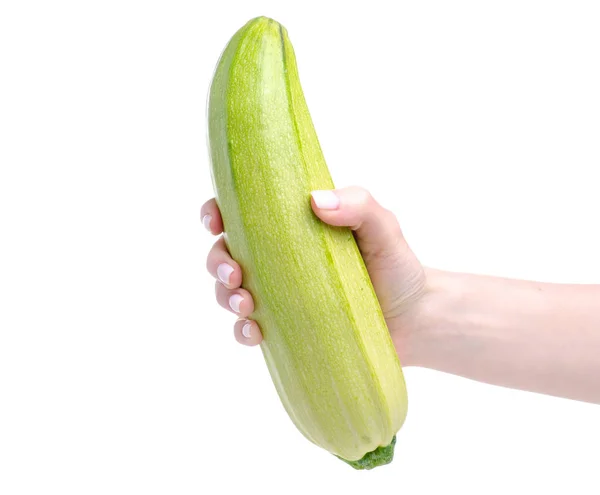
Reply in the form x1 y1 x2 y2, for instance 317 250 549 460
1 1 599 493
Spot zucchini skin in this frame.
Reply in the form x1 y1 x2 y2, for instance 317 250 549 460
207 17 408 468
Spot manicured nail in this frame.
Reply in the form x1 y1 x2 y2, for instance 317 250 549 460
229 294 244 313
311 190 340 210
217 263 234 285
242 321 252 339
202 214 212 232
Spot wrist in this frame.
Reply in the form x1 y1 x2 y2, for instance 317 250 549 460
400 267 464 369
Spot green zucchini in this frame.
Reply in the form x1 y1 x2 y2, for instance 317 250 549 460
207 16 408 469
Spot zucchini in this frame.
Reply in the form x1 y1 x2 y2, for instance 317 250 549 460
207 16 408 469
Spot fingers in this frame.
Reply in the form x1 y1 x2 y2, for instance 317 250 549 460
215 282 255 317
207 243 263 346
206 237 242 289
203 200 238 288
217 281 262 346
310 186 406 261
234 319 263 346
201 198 223 235
202 202 261 347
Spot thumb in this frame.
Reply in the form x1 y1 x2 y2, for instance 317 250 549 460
310 186 406 262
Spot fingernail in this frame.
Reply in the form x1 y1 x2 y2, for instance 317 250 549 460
242 321 252 339
229 294 244 313
202 214 212 232
217 263 234 285
311 190 340 210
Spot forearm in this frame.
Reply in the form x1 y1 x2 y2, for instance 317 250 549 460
409 268 600 404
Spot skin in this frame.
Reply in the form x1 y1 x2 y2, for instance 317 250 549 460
202 187 600 405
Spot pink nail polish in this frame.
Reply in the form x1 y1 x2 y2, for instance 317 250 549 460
242 322 252 339
229 294 243 313
202 214 212 232
311 190 340 210
217 263 234 285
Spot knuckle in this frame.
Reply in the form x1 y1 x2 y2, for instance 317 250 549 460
352 186 373 207
383 207 402 231
211 236 224 252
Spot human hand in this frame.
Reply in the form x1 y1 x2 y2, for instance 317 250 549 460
201 187 427 366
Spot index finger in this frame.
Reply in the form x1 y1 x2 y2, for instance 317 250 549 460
201 198 224 235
